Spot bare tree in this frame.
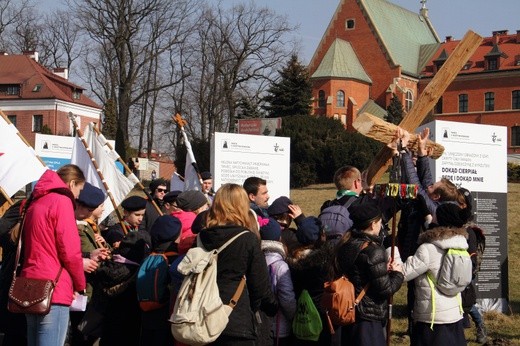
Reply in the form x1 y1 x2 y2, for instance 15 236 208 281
73 0 196 160
0 0 32 50
173 2 295 143
38 10 84 71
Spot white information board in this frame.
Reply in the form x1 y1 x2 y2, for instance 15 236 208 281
424 120 508 311
211 132 290 202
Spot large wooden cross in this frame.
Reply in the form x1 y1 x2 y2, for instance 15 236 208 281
355 30 483 185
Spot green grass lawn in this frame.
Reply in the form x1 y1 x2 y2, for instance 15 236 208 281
290 182 520 346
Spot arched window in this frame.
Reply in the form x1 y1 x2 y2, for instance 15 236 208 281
318 90 326 108
405 90 413 111
336 90 345 107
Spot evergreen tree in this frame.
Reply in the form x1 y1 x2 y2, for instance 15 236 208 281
102 98 118 140
236 97 264 119
385 93 404 125
262 54 312 117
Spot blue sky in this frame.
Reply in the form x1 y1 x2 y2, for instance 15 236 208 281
45 0 520 63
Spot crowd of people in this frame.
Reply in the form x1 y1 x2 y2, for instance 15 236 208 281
0 128 488 346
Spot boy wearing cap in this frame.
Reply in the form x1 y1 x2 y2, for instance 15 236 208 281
72 183 110 346
200 171 214 203
104 195 147 248
268 196 321 256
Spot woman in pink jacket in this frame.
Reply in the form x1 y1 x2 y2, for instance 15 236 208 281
21 164 87 346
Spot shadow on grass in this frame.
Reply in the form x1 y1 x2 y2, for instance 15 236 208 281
508 300 519 314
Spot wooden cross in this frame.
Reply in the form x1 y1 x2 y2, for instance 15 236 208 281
357 30 483 185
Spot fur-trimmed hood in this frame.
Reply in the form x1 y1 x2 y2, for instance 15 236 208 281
261 240 286 258
418 226 468 250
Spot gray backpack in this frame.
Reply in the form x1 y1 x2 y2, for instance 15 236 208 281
428 248 472 296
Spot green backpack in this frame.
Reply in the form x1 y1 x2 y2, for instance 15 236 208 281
292 289 323 341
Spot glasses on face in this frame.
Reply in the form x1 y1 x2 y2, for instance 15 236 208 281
156 188 167 193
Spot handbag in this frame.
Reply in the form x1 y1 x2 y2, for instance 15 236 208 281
7 206 62 315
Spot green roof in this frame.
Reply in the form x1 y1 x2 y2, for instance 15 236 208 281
360 0 440 76
311 39 372 83
358 99 387 119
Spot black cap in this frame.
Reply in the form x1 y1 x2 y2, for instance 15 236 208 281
267 196 292 216
348 203 382 230
436 203 465 228
150 215 182 247
121 195 147 211
164 190 182 204
77 182 105 208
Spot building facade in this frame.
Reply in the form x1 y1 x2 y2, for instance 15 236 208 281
309 0 520 155
0 52 102 146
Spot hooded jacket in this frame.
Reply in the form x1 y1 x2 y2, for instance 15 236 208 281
261 240 297 338
198 225 278 340
21 170 86 305
402 226 468 324
336 231 404 322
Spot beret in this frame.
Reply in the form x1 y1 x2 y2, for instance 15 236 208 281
150 215 182 247
436 203 465 228
260 218 282 241
121 195 147 211
267 196 292 216
348 203 382 230
164 190 182 204
200 171 212 181
149 178 167 193
176 190 208 211
77 182 105 208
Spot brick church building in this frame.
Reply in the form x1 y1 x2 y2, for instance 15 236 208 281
309 0 520 155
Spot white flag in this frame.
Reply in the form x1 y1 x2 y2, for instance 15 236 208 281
0 114 47 197
71 123 136 222
181 130 201 191
170 172 185 192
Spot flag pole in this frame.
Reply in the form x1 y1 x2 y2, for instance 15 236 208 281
172 113 203 190
0 186 14 209
68 113 129 235
90 124 163 216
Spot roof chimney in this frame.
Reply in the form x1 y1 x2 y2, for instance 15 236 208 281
445 36 452 42
23 51 39 62
517 30 520 44
53 67 69 80
492 30 508 45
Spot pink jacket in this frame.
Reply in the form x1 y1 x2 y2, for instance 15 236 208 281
171 210 197 254
21 170 86 306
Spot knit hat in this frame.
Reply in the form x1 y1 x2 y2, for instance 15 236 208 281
176 190 208 211
149 178 167 193
77 182 105 208
436 203 465 228
200 171 212 181
267 196 292 216
458 187 474 223
164 190 182 204
348 203 382 230
260 218 282 241
121 195 147 211
150 215 182 247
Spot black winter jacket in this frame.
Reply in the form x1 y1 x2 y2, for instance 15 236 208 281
198 225 278 341
336 230 403 322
